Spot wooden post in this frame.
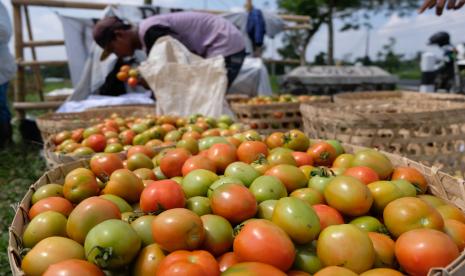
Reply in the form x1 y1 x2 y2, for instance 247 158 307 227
24 5 44 101
12 3 26 119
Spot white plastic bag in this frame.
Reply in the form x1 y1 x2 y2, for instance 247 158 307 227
138 36 231 117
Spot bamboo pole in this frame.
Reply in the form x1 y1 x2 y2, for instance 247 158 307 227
18 60 68 67
11 0 311 23
23 40 65 47
24 5 44 101
12 3 25 119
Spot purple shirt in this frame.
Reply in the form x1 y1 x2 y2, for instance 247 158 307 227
138 11 245 58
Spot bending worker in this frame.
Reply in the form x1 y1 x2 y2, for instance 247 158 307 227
93 11 246 87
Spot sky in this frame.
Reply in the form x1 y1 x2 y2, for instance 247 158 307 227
1 0 465 63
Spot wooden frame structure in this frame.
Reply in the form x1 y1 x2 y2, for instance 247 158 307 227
10 0 311 118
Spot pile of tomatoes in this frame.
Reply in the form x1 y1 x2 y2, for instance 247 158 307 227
51 114 241 157
116 65 140 88
20 129 465 276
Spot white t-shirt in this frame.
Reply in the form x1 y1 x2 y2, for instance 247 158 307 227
0 2 16 85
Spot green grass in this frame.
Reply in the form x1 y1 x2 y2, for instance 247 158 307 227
0 80 68 275
395 69 422 80
0 140 46 276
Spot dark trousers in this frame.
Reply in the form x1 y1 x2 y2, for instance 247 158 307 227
224 49 246 88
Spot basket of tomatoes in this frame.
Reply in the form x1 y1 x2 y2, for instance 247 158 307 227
301 98 465 175
230 94 331 134
44 114 245 168
36 105 156 142
334 90 465 104
8 129 465 276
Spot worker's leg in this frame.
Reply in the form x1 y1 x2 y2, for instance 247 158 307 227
0 81 12 147
224 50 246 89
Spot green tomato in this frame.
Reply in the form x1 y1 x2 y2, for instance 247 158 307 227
224 162 261 187
367 181 404 213
182 169 219 198
131 215 156 246
100 194 133 213
127 153 154 171
131 123 149 134
350 216 388 234
249 175 287 203
104 143 124 153
198 136 229 151
132 133 150 145
186 196 212 216
294 244 323 274
85 219 141 269
31 184 63 204
392 179 417 197
272 197 321 244
200 214 234 256
290 188 324 206
207 177 244 198
351 149 394 180
257 200 278 220
153 167 167 180
23 211 67 248
218 115 234 126
308 175 334 194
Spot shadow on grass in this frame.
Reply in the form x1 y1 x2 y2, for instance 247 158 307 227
0 141 46 276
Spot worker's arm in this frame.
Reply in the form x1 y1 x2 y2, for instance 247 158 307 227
419 0 465 15
0 3 12 44
143 25 177 54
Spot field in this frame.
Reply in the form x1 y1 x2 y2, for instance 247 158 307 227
0 80 68 275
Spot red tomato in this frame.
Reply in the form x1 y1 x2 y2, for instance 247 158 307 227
128 77 138 87
102 169 144 203
133 168 157 181
343 166 379 185
132 244 166 276
233 219 295 271
127 145 156 158
291 152 314 167
182 155 217 176
312 204 344 230
265 132 285 149
160 148 191 178
217 252 239 272
183 131 202 140
157 250 220 276
395 229 459 276
152 208 205 252
29 197 73 220
43 259 104 276
437 204 465 223
119 130 136 145
222 262 286 276
140 180 185 213
90 153 124 182
83 134 107 152
66 196 121 244
324 176 373 216
237 141 268 164
210 183 257 224
207 143 237 173
71 128 84 142
307 142 337 166
391 167 427 194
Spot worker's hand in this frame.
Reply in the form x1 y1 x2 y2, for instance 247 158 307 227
139 77 150 90
419 0 465 16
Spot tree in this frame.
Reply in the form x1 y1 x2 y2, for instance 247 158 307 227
277 0 418 65
375 37 404 73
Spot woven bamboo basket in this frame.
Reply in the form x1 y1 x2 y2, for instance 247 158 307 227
36 104 156 141
8 145 465 275
231 96 331 134
301 99 465 174
42 138 126 169
225 94 250 105
334 91 465 104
